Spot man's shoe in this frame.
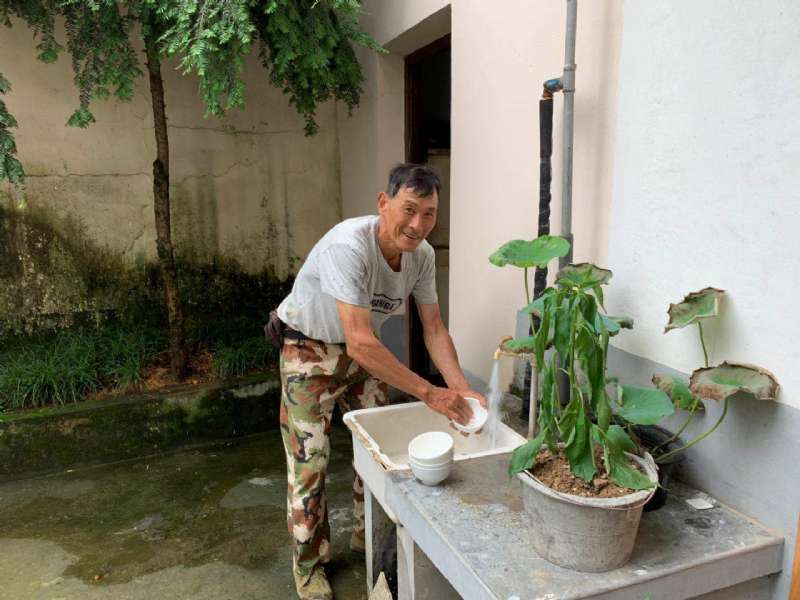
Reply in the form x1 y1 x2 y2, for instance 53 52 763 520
349 531 366 553
294 567 333 600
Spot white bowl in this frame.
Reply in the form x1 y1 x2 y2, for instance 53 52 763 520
409 457 452 486
451 396 488 434
408 431 454 466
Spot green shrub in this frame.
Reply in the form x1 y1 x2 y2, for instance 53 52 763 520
212 336 277 380
0 325 166 410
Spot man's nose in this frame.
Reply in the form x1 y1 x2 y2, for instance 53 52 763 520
409 213 423 230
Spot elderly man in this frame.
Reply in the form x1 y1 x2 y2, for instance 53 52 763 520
272 163 485 600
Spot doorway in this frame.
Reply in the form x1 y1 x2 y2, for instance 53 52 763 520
405 34 451 384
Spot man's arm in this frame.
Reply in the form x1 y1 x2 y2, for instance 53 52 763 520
416 302 487 408
336 300 472 424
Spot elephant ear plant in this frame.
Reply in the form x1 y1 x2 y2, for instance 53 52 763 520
489 235 674 491
648 288 780 460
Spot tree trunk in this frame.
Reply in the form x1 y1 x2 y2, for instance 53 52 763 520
144 28 187 380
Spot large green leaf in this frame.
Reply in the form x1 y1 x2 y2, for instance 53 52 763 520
613 385 675 425
604 424 637 453
556 263 613 288
508 428 548 477
564 408 596 483
664 287 725 332
689 362 780 401
652 374 703 411
553 297 573 360
595 314 633 337
522 288 555 317
489 235 570 269
601 425 655 490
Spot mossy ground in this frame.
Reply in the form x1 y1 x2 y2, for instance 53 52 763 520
0 426 367 599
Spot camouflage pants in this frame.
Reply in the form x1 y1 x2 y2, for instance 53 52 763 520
279 337 388 584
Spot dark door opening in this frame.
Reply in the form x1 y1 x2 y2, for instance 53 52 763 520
405 34 451 385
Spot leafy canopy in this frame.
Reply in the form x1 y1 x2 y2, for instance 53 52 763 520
0 0 381 184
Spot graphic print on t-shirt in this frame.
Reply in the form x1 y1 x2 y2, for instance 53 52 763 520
371 293 402 314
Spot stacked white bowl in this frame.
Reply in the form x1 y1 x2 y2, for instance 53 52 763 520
407 431 454 486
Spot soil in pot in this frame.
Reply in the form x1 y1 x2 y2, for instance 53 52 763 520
633 425 686 511
531 446 645 499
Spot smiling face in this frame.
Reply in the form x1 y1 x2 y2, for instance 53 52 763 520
377 186 438 256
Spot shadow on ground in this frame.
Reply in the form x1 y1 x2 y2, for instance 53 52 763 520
0 426 366 600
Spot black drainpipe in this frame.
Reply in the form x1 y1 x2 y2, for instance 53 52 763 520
521 78 563 420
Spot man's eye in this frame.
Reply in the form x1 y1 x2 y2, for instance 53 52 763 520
404 207 415 215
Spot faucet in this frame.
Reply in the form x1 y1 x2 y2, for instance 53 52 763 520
493 337 539 439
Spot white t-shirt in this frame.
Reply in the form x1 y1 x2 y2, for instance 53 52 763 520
277 215 438 343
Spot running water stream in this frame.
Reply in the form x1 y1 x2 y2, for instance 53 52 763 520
486 357 503 448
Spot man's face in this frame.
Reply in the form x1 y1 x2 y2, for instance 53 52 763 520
378 186 438 252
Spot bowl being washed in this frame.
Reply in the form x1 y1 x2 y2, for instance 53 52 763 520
451 396 488 434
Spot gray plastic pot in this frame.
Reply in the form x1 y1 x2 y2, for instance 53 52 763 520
516 452 658 572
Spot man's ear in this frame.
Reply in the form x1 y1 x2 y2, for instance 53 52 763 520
377 191 389 213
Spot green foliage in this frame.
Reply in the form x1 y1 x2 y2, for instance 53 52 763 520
689 361 779 402
601 425 653 490
652 374 701 411
0 72 24 185
555 262 613 289
158 0 383 134
492 237 670 489
613 386 675 425
212 336 276 379
648 289 779 462
489 235 570 269
664 287 724 332
0 324 166 410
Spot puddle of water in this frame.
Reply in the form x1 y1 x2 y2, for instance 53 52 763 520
0 426 367 599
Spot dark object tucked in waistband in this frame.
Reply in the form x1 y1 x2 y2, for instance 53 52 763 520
264 310 318 349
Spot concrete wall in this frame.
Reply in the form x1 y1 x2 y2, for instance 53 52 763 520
603 3 800 596
605 0 800 412
1 19 342 279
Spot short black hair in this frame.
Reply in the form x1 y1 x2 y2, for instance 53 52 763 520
386 163 441 198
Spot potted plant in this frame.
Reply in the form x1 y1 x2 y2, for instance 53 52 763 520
489 235 674 572
639 288 780 508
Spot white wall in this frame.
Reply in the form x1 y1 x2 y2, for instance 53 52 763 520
338 0 451 219
340 1 624 380
606 0 800 411
448 0 624 381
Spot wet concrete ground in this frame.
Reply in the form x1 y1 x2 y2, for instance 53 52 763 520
0 426 367 600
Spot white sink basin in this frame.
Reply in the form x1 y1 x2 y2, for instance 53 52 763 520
344 401 526 521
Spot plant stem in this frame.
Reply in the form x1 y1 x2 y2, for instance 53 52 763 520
698 321 709 368
653 409 695 454
658 396 728 461
524 267 531 304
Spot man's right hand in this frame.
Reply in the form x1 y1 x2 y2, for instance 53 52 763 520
425 386 473 425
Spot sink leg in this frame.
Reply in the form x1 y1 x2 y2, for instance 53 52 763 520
397 525 460 600
365 487 397 595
